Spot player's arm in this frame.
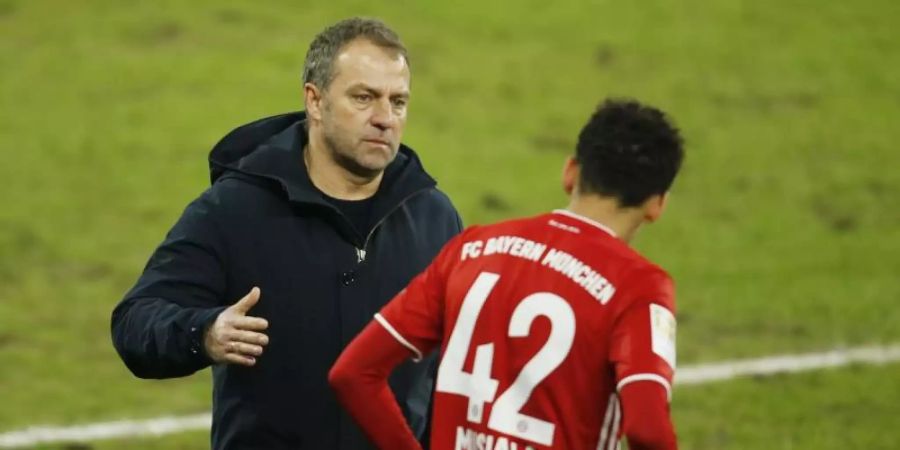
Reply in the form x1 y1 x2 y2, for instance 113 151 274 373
610 271 678 450
330 233 464 449
329 279 444 450
329 321 426 450
619 380 676 450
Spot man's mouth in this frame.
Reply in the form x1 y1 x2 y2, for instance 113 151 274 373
363 138 390 147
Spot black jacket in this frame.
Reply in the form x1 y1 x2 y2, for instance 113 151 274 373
111 112 462 449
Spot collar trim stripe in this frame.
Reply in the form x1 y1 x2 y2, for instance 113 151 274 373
551 209 617 237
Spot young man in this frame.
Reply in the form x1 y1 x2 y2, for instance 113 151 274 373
330 99 684 450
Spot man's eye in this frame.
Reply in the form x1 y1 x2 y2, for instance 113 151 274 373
392 98 408 108
354 94 372 102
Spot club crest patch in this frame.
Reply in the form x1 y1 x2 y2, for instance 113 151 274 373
650 303 676 369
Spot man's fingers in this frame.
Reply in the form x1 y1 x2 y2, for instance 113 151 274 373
230 287 261 315
208 287 267 367
223 352 256 367
228 341 264 357
231 315 269 331
228 329 269 346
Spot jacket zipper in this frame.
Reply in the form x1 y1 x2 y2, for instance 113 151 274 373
355 188 429 263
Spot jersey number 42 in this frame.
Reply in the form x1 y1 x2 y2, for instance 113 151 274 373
436 272 576 447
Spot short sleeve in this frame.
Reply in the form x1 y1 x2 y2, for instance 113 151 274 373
609 269 677 400
375 232 467 361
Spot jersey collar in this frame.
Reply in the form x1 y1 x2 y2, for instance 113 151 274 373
552 209 617 238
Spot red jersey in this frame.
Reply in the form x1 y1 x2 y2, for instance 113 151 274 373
376 210 677 450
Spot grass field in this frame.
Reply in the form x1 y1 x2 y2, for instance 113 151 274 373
1 0 899 448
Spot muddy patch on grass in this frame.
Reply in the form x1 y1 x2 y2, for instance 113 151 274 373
0 0 17 18
481 193 511 212
594 44 615 68
214 8 246 25
530 133 574 153
810 197 858 233
124 21 184 46
711 91 820 112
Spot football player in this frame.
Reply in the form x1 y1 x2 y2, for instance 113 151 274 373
330 98 684 450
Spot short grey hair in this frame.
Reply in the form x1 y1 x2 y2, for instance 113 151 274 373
302 17 409 91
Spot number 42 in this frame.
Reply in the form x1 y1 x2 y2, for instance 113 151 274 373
436 272 576 447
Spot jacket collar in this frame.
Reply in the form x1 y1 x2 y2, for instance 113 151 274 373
208 112 437 212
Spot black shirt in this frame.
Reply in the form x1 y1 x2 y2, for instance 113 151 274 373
322 193 376 238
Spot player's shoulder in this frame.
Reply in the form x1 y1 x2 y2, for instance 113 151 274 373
456 212 552 240
615 243 670 281
579 227 671 287
581 231 674 309
626 259 673 290
615 254 675 311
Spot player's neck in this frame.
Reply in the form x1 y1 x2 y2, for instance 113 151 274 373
565 197 645 243
303 135 382 200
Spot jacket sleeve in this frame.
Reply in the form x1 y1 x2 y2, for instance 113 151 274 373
453 210 464 234
111 191 229 379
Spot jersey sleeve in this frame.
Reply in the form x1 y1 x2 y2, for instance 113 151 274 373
375 231 468 361
329 321 425 450
619 381 678 449
609 268 677 400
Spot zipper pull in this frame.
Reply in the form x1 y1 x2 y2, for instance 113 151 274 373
356 248 367 263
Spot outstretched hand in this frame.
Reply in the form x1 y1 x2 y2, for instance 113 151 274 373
204 287 269 366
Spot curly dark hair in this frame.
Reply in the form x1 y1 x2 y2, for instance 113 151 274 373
575 99 684 207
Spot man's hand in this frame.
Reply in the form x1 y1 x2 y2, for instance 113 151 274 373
204 287 269 366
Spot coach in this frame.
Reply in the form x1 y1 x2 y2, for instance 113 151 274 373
111 18 461 449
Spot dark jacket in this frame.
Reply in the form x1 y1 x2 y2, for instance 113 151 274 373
111 112 463 449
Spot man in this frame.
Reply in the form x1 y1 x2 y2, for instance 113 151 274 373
330 99 684 450
111 18 462 449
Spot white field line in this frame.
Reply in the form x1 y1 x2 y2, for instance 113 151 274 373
0 414 211 448
675 343 900 385
2 344 899 448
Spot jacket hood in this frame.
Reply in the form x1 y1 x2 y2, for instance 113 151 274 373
207 111 437 207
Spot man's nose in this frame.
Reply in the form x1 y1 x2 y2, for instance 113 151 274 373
370 99 395 131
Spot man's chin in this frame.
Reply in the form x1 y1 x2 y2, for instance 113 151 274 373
335 151 396 179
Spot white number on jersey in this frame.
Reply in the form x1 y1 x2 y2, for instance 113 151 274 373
435 272 576 446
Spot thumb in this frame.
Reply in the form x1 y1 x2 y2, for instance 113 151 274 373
231 287 261 314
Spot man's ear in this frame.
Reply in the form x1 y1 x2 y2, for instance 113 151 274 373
304 83 324 123
562 156 579 196
642 192 669 223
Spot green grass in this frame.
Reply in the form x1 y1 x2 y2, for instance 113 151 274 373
675 362 900 449
1 0 898 447
26 430 210 450
25 364 900 450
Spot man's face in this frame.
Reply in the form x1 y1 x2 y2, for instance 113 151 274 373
314 39 410 177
